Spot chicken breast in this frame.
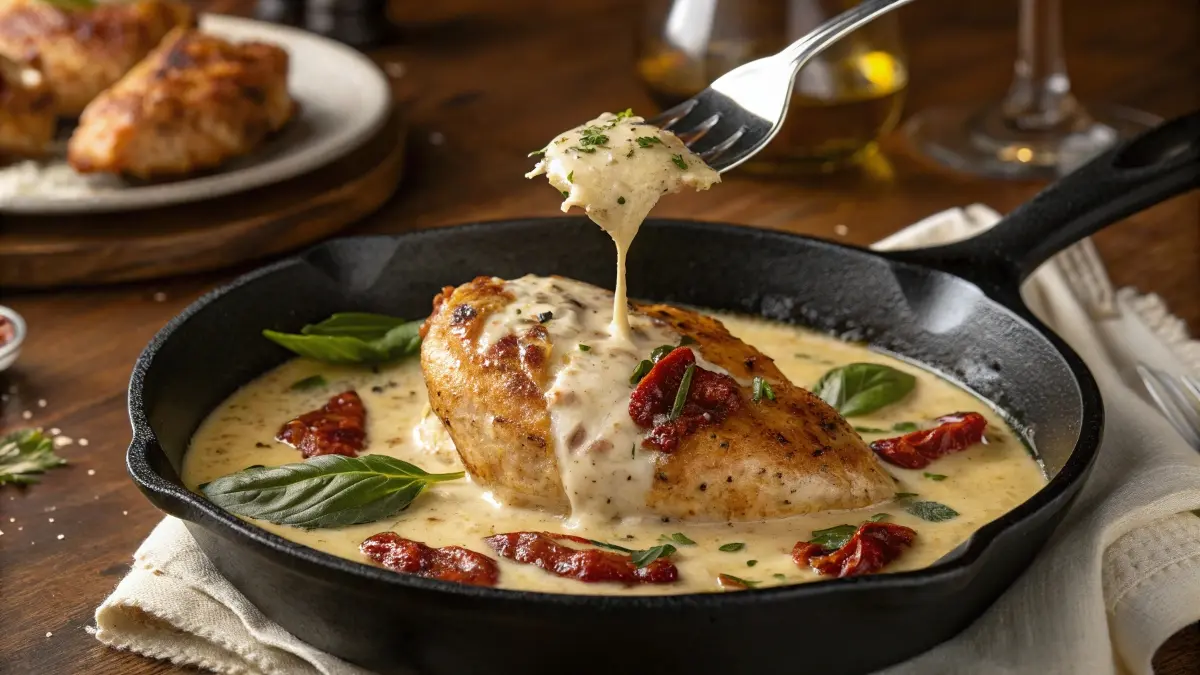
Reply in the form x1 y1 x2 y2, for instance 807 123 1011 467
67 27 293 179
0 54 53 158
0 0 195 118
421 275 896 523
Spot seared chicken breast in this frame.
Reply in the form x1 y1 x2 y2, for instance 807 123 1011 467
0 53 53 158
67 27 293 178
0 0 195 118
421 275 896 522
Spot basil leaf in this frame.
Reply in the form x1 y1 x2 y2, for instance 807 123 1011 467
773 573 787 581
290 375 327 391
586 539 635 554
0 429 67 486
263 313 422 365
718 573 759 587
669 364 695 421
809 524 857 550
892 421 920 432
631 544 676 568
813 363 916 417
746 560 758 567
869 513 889 522
661 532 696 546
630 359 653 385
924 472 948 481
201 454 464 529
906 500 959 522
649 344 675 362
718 542 744 552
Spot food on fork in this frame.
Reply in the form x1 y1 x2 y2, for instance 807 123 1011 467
0 54 53 158
0 0 195 118
67 27 294 179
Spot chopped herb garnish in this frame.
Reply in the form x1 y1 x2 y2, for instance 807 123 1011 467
615 108 635 120
289 374 327 391
636 136 663 148
537 311 553 323
575 146 597 154
907 500 959 522
924 472 948 481
649 344 676 362
560 190 570 198
894 492 919 500
527 149 545 158
718 573 759 588
751 377 776 403
679 335 697 346
809 524 858 550
630 359 653 385
626 147 635 158
893 421 920 432
669 364 695 421
566 171 574 183
631 544 676 568
579 127 609 147
0 429 67 486
617 196 626 205
578 344 591 352
773 573 787 581
585 538 635 554
661 532 696 546
671 154 687 169
869 513 890 522
631 445 636 459
718 542 745 552
854 426 887 433
746 560 758 567
515 309 521 315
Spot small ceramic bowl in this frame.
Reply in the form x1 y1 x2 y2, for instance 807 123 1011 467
0 305 26 372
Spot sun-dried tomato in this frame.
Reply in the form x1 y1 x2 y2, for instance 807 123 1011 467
484 532 678 584
628 347 740 452
361 532 499 587
869 412 988 470
276 390 367 458
792 522 916 578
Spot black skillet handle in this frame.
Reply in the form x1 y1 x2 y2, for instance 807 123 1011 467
890 109 1200 289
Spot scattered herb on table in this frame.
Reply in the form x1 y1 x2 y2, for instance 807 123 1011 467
0 429 67 487
201 455 464 529
289 375 327 391
813 363 916 416
263 312 422 365
906 500 959 522
751 376 776 403
718 542 745 552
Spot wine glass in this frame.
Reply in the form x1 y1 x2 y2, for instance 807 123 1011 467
904 0 1161 179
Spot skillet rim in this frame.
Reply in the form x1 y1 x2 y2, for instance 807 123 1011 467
126 216 1103 608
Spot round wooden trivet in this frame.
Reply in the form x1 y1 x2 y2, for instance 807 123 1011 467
0 112 406 289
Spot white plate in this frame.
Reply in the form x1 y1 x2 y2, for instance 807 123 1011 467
0 15 391 214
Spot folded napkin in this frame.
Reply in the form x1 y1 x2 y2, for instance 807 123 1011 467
93 205 1200 675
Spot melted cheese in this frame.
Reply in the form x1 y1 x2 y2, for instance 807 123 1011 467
526 112 719 341
183 314 1046 596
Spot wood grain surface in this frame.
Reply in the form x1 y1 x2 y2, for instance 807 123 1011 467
0 114 407 289
1 0 1196 673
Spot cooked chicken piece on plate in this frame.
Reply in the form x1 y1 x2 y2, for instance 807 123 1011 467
68 27 294 179
421 275 896 523
0 0 195 118
0 53 53 158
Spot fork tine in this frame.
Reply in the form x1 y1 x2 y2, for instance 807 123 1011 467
697 127 746 163
704 125 772 172
673 113 722 143
646 99 698 130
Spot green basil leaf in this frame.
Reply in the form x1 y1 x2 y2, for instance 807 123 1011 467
773 573 788 581
289 375 327 391
813 363 916 417
869 513 889 522
263 331 388 364
906 500 959 522
746 560 758 567
0 429 67 486
649 344 675 362
369 321 423 358
718 573 759 587
300 312 408 340
661 532 696 546
809 524 857 550
201 454 463 529
586 538 635 554
892 421 920 432
923 472 948 481
630 359 653 385
718 542 745 552
631 544 676 568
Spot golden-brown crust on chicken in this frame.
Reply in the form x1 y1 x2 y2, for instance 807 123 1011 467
0 54 53 158
67 27 293 178
0 0 195 118
421 277 570 510
637 305 896 520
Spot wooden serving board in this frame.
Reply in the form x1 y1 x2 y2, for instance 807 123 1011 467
0 113 406 289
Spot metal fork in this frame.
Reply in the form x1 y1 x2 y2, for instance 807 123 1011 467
648 0 915 172
1137 364 1200 450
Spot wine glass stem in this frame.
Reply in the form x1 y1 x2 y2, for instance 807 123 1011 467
1000 0 1086 131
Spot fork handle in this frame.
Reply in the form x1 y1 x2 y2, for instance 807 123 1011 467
889 109 1200 289
779 0 916 69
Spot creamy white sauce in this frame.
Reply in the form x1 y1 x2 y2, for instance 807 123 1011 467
183 314 1047 595
526 112 719 341
477 274 733 525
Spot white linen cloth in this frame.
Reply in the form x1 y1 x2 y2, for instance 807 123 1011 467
93 205 1200 675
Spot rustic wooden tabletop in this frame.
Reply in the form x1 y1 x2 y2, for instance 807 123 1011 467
1 0 1196 672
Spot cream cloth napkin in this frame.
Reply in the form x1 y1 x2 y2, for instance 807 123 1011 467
93 205 1200 675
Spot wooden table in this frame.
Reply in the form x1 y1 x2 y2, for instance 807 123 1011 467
2 0 1197 672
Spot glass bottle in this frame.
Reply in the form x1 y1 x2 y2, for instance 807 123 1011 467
636 0 908 173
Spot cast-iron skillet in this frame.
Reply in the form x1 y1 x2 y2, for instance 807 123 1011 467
128 111 1200 675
